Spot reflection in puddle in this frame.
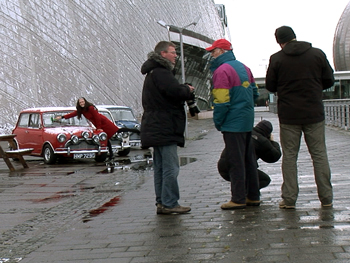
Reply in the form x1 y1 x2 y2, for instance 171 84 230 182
0 258 22 262
281 224 350 230
100 153 153 173
100 155 197 173
99 165 131 174
179 157 197 166
10 170 93 177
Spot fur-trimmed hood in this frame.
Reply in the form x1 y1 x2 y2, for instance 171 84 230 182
141 51 174 75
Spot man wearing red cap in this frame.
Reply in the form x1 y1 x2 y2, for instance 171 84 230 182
266 26 334 209
206 39 260 210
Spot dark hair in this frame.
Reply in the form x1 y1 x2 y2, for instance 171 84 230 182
76 97 94 119
154 41 176 55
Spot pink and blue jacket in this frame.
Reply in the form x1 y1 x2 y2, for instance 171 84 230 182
210 51 259 132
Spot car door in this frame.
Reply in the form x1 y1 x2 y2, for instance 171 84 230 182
26 113 43 153
14 113 31 150
14 113 43 154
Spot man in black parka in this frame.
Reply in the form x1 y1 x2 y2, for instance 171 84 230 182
218 120 281 189
265 26 334 209
141 41 196 215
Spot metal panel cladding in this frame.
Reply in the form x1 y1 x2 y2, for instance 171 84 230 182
0 0 224 132
333 1 350 71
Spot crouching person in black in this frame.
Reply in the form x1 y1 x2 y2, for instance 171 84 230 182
218 120 281 189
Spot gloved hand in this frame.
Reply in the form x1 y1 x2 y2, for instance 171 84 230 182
51 116 62 122
186 93 200 117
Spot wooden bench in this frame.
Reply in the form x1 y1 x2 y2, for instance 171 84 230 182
0 134 33 172
5 149 34 169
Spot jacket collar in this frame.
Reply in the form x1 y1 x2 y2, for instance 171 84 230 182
210 50 236 72
148 51 174 71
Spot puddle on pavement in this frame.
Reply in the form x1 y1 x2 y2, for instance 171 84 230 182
179 157 197 166
195 130 208 140
100 153 153 173
100 155 197 173
303 224 350 230
0 258 22 262
7 152 197 176
8 170 93 177
66 170 91 175
82 196 120 223
280 224 350 231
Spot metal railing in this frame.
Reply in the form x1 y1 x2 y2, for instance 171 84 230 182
323 99 350 130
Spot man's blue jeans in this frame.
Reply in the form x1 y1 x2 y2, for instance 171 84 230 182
280 120 333 205
153 144 180 208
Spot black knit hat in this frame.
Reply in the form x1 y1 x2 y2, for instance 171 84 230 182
255 120 273 137
275 26 296 44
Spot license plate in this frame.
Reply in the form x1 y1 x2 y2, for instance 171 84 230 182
130 142 140 146
73 153 96 159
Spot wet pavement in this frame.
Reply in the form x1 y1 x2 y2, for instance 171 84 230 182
1 109 350 263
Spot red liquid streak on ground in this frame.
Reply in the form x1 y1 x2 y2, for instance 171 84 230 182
83 196 121 222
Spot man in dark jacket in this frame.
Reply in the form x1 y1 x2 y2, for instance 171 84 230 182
141 41 195 215
218 120 281 189
265 26 334 209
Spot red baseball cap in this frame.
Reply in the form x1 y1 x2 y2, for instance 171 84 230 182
205 39 232 51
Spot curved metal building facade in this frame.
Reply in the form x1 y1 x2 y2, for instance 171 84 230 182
0 0 225 131
333 1 350 71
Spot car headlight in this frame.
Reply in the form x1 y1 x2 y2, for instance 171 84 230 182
57 133 66 143
122 132 129 138
116 133 123 139
82 131 90 139
92 134 100 144
71 135 79 144
99 132 107 141
134 124 140 130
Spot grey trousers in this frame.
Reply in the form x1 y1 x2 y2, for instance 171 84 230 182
280 120 333 206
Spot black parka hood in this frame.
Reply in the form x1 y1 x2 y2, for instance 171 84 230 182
265 39 334 125
140 51 192 148
141 51 173 75
282 41 312 56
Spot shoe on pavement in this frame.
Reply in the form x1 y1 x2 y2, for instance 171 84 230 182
246 198 261 206
279 200 296 209
221 201 246 210
161 205 191 214
156 203 164 214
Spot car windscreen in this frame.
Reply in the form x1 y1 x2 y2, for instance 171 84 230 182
99 111 114 122
109 109 136 121
43 112 90 127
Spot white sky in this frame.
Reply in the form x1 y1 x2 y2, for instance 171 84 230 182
214 0 349 77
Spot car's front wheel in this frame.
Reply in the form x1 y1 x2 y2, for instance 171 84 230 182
43 145 57 164
117 148 130 156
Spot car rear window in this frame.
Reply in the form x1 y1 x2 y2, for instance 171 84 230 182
17 113 30 127
109 109 136 121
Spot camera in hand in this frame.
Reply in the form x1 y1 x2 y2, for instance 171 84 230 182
184 84 200 117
